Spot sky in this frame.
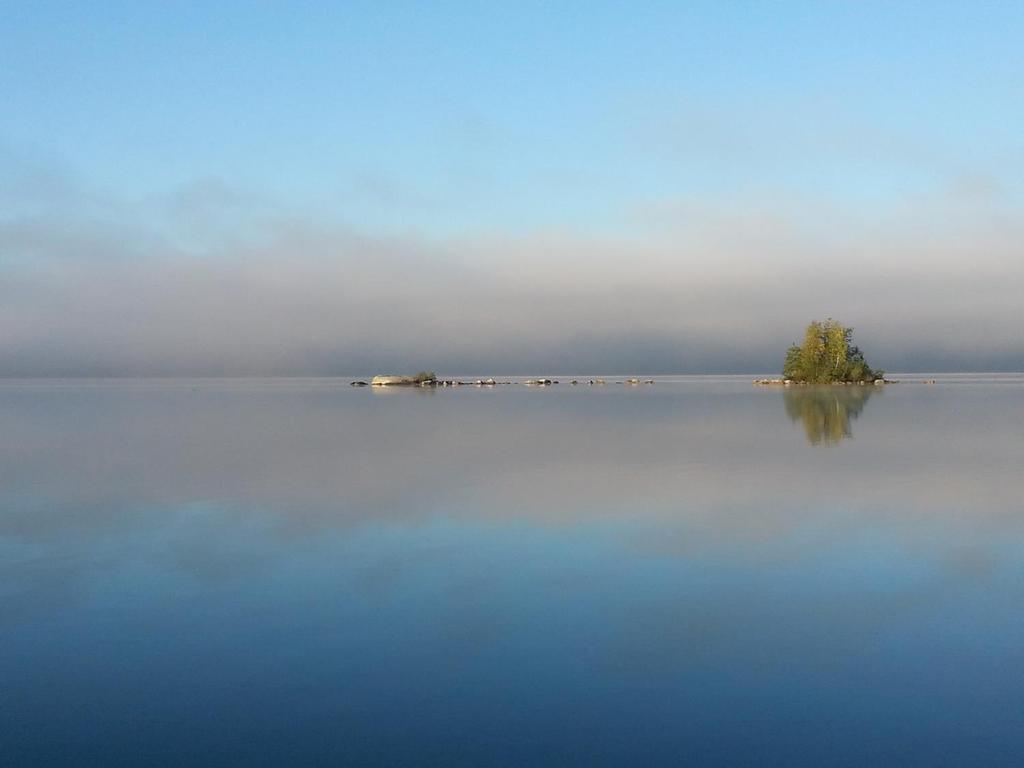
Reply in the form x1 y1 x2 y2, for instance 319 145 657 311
2 1 1023 375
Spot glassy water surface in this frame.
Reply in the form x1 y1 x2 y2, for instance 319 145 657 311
2 376 1023 765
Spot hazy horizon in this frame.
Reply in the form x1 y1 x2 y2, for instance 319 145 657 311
3 3 1022 376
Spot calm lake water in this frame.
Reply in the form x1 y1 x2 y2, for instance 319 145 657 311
3 375 1024 766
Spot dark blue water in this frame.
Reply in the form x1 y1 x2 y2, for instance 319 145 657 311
3 376 1023 765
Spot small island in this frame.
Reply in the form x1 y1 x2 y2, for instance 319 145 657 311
757 319 886 386
365 373 504 387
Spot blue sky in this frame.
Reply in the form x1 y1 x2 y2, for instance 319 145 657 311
1 2 1023 373
5 1 1021 234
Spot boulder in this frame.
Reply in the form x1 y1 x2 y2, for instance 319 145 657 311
371 375 415 386
371 373 439 386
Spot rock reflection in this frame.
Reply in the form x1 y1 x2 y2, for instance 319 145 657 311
783 385 877 445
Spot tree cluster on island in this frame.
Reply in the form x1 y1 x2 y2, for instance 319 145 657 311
782 319 882 384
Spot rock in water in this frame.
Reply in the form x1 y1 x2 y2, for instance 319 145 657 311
371 375 414 386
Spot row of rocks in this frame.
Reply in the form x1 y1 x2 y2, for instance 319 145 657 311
753 378 895 386
350 377 657 388
437 379 512 387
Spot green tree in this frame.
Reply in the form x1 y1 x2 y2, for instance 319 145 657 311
782 344 803 380
782 319 880 383
826 320 847 378
799 320 828 383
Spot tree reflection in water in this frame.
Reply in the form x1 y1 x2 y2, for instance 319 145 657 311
783 385 877 445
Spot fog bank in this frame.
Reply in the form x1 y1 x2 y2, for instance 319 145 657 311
2 186 1022 376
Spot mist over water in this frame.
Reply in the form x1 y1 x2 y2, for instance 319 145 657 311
3 376 1024 765
2 161 1023 376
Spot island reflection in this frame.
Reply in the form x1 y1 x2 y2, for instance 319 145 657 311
783 385 877 445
